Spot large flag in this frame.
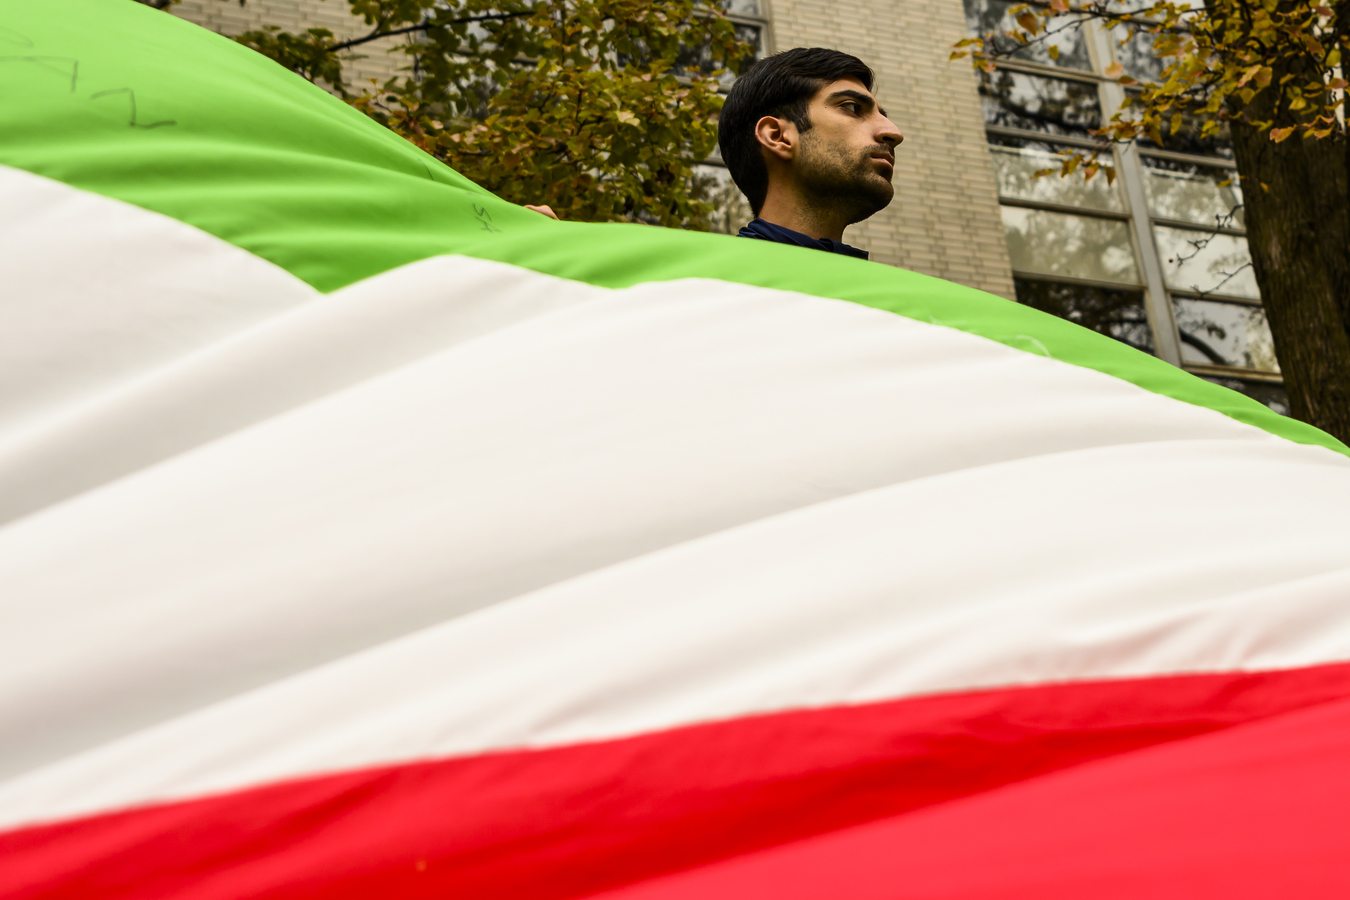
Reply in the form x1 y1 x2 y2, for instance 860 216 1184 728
2 2 1349 897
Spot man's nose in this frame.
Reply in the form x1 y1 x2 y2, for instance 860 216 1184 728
876 116 904 148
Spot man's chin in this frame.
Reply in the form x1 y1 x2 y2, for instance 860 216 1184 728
800 166 894 222
851 178 894 221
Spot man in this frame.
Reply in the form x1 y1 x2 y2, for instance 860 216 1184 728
717 48 903 260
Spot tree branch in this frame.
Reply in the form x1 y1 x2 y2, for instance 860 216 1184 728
327 11 533 55
1177 328 1229 365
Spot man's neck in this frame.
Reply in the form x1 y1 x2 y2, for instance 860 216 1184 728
756 190 850 243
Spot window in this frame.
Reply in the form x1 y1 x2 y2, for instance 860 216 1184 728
1201 375 1290 416
1140 157 1244 228
697 0 771 234
1175 298 1278 371
989 136 1125 212
965 0 1287 407
1001 207 1139 284
968 0 1092 71
1014 277 1153 353
675 0 766 87
964 9 1150 351
979 69 1101 139
694 162 755 235
1155 228 1258 300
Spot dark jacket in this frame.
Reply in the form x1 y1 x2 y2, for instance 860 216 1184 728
737 218 869 260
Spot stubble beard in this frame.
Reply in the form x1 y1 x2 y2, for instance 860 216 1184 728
796 132 895 226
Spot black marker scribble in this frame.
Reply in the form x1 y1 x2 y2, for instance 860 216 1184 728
90 87 176 129
0 27 34 48
0 55 78 92
473 203 501 233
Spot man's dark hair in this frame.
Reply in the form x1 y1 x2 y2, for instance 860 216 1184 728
717 48 875 216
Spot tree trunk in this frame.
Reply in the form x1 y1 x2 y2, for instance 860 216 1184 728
1229 113 1350 445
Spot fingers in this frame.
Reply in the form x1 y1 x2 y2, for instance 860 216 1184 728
524 204 559 220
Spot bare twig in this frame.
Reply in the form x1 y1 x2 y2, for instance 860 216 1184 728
327 11 533 54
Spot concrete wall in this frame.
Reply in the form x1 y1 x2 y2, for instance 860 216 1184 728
766 0 1015 297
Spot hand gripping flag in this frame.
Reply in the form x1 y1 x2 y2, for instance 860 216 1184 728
2 3 1350 898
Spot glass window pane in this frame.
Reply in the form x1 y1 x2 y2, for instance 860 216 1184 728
1001 206 1140 284
1175 298 1279 372
1133 100 1233 159
721 0 761 15
989 137 1124 211
1109 0 1209 80
1200 376 1290 416
980 69 1101 139
677 23 760 85
693 164 753 235
1142 157 1244 228
1109 0 1202 10
963 0 1092 70
1110 24 1168 82
1155 226 1259 299
1014 277 1153 353
736 23 763 60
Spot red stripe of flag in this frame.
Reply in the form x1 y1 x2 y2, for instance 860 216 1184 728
597 692 1350 899
5 663 1350 899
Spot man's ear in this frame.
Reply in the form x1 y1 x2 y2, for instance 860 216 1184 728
754 115 796 162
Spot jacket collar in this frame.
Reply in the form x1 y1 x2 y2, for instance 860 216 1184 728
737 218 869 260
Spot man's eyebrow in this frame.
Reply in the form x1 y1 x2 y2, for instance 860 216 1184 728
826 89 879 114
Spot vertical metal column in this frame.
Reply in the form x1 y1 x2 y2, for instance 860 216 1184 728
1083 22 1184 366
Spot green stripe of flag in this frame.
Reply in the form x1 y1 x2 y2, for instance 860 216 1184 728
2 0 1343 456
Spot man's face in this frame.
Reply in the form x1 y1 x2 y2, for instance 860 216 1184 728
795 78 904 224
